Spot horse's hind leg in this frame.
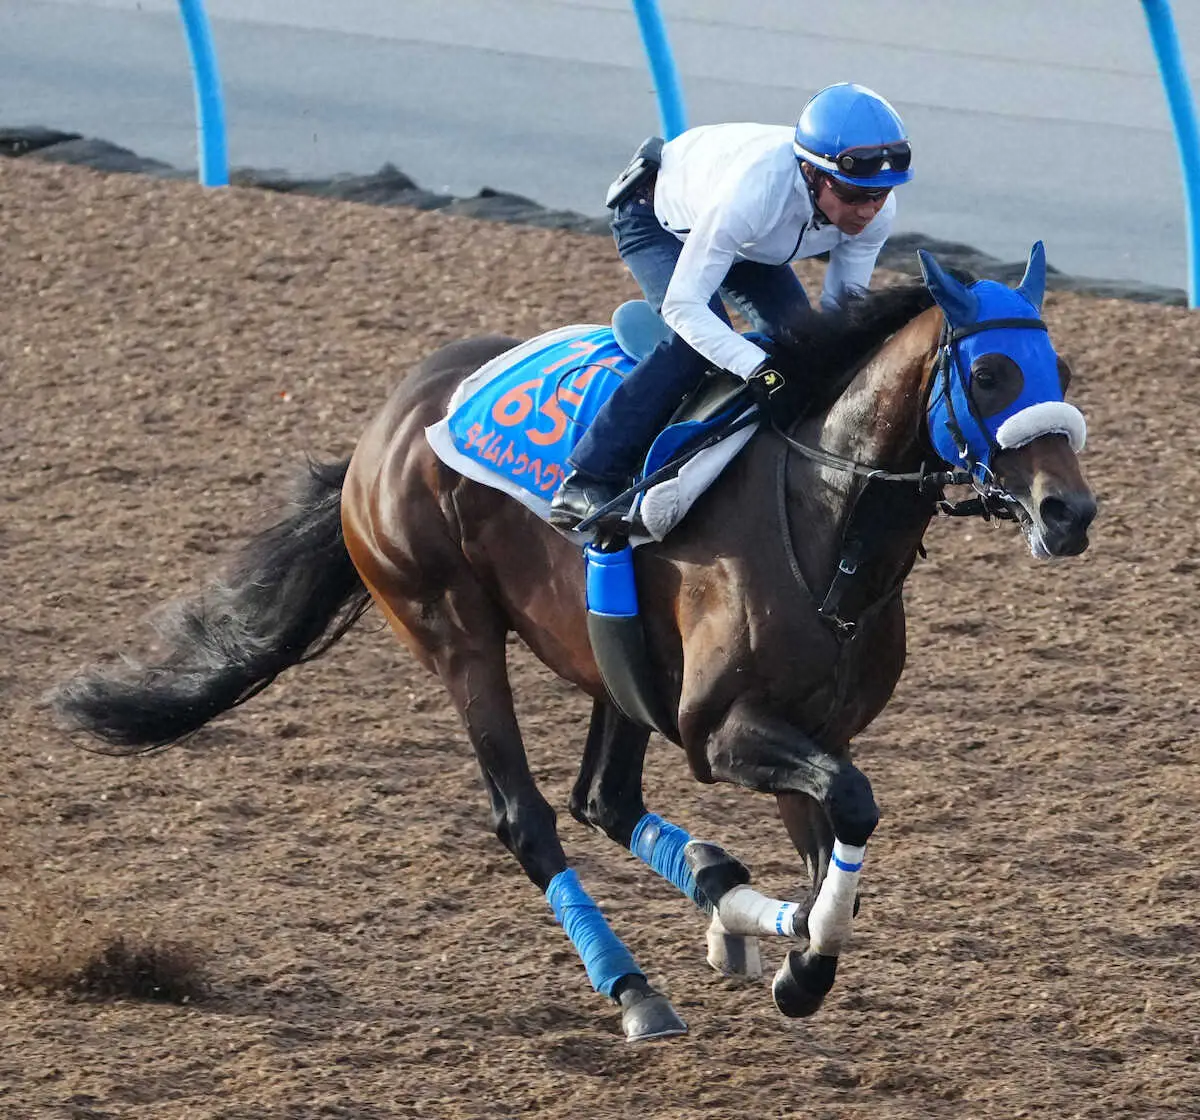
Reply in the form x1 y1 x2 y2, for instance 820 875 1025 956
569 699 765 979
569 701 703 906
358 559 684 1040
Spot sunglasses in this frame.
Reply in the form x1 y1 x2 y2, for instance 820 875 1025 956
833 141 912 178
824 176 892 205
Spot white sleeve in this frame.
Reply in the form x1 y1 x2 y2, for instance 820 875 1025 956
820 195 895 313
659 198 770 380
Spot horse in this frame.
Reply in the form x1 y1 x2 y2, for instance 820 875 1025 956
50 242 1096 1041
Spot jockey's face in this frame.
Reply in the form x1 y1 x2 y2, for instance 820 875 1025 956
815 173 890 237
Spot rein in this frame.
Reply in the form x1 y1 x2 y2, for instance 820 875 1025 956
769 421 1014 522
578 313 1050 536
771 436 924 742
769 312 1055 642
772 431 923 642
769 423 970 502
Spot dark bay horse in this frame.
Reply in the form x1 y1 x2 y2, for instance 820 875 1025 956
51 244 1096 1040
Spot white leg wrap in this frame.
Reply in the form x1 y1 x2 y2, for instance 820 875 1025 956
715 884 801 939
806 840 865 955
705 910 763 979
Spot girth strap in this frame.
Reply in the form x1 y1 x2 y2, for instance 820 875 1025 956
817 539 863 634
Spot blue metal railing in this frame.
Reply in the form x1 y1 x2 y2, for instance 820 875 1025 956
1142 0 1200 308
630 0 687 140
167 1 1196 300
176 0 228 187
630 1 1199 305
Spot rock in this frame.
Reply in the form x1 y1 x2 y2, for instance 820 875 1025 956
0 126 82 157
25 137 175 177
231 162 460 211
442 187 612 235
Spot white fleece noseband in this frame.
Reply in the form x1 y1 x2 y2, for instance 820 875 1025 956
995 401 1087 453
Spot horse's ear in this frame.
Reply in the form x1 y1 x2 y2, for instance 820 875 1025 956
1015 240 1047 311
918 249 978 327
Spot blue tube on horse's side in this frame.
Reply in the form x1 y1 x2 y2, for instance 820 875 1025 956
584 543 639 616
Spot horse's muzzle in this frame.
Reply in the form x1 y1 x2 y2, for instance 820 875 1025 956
1036 490 1097 556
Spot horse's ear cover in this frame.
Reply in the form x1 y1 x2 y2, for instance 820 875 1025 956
1015 240 1047 311
917 249 978 327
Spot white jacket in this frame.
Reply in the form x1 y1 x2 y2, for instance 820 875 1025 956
651 122 896 378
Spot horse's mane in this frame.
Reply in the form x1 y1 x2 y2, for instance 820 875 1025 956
765 281 938 423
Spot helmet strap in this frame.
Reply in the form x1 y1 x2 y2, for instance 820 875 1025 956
800 164 832 226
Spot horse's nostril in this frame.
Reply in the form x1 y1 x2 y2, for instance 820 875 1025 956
1040 497 1071 530
1040 494 1096 534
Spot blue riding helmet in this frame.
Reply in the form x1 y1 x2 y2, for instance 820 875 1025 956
792 83 913 189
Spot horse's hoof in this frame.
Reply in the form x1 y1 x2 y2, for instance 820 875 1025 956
772 948 838 1019
684 839 751 906
705 911 763 979
619 991 688 1041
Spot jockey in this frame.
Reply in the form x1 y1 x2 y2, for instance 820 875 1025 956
549 82 914 530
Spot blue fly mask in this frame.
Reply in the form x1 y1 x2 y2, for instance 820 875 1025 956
920 242 1087 487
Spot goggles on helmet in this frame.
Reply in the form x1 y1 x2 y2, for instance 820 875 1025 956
796 140 912 180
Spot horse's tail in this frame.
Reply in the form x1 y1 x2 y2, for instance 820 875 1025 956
49 458 372 753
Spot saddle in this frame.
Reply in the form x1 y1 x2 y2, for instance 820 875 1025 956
425 302 758 543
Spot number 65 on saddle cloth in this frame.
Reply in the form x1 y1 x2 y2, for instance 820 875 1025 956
424 320 758 542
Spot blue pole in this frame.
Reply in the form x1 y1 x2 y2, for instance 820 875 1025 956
630 0 687 139
176 0 229 187
1141 0 1200 308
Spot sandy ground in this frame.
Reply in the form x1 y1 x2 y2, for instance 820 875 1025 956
1 157 1199 1120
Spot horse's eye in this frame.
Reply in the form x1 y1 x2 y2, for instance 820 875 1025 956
968 353 1023 417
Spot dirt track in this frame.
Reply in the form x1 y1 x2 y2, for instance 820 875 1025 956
2 157 1199 1119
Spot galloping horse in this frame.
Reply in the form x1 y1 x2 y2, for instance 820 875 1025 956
52 244 1095 1040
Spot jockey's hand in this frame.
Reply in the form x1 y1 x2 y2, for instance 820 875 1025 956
746 363 787 424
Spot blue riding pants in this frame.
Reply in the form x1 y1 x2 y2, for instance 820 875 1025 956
568 194 811 483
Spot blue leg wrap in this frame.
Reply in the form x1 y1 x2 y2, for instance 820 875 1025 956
545 869 642 998
630 812 704 907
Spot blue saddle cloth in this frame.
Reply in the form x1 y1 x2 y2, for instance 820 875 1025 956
443 326 630 501
439 321 745 506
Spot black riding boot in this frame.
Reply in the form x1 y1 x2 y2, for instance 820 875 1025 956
548 469 631 529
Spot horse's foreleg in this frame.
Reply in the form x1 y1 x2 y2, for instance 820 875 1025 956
777 789 834 888
702 704 879 1017
569 700 764 979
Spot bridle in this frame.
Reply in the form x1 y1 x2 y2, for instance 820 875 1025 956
769 314 1057 524
767 312 1062 644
